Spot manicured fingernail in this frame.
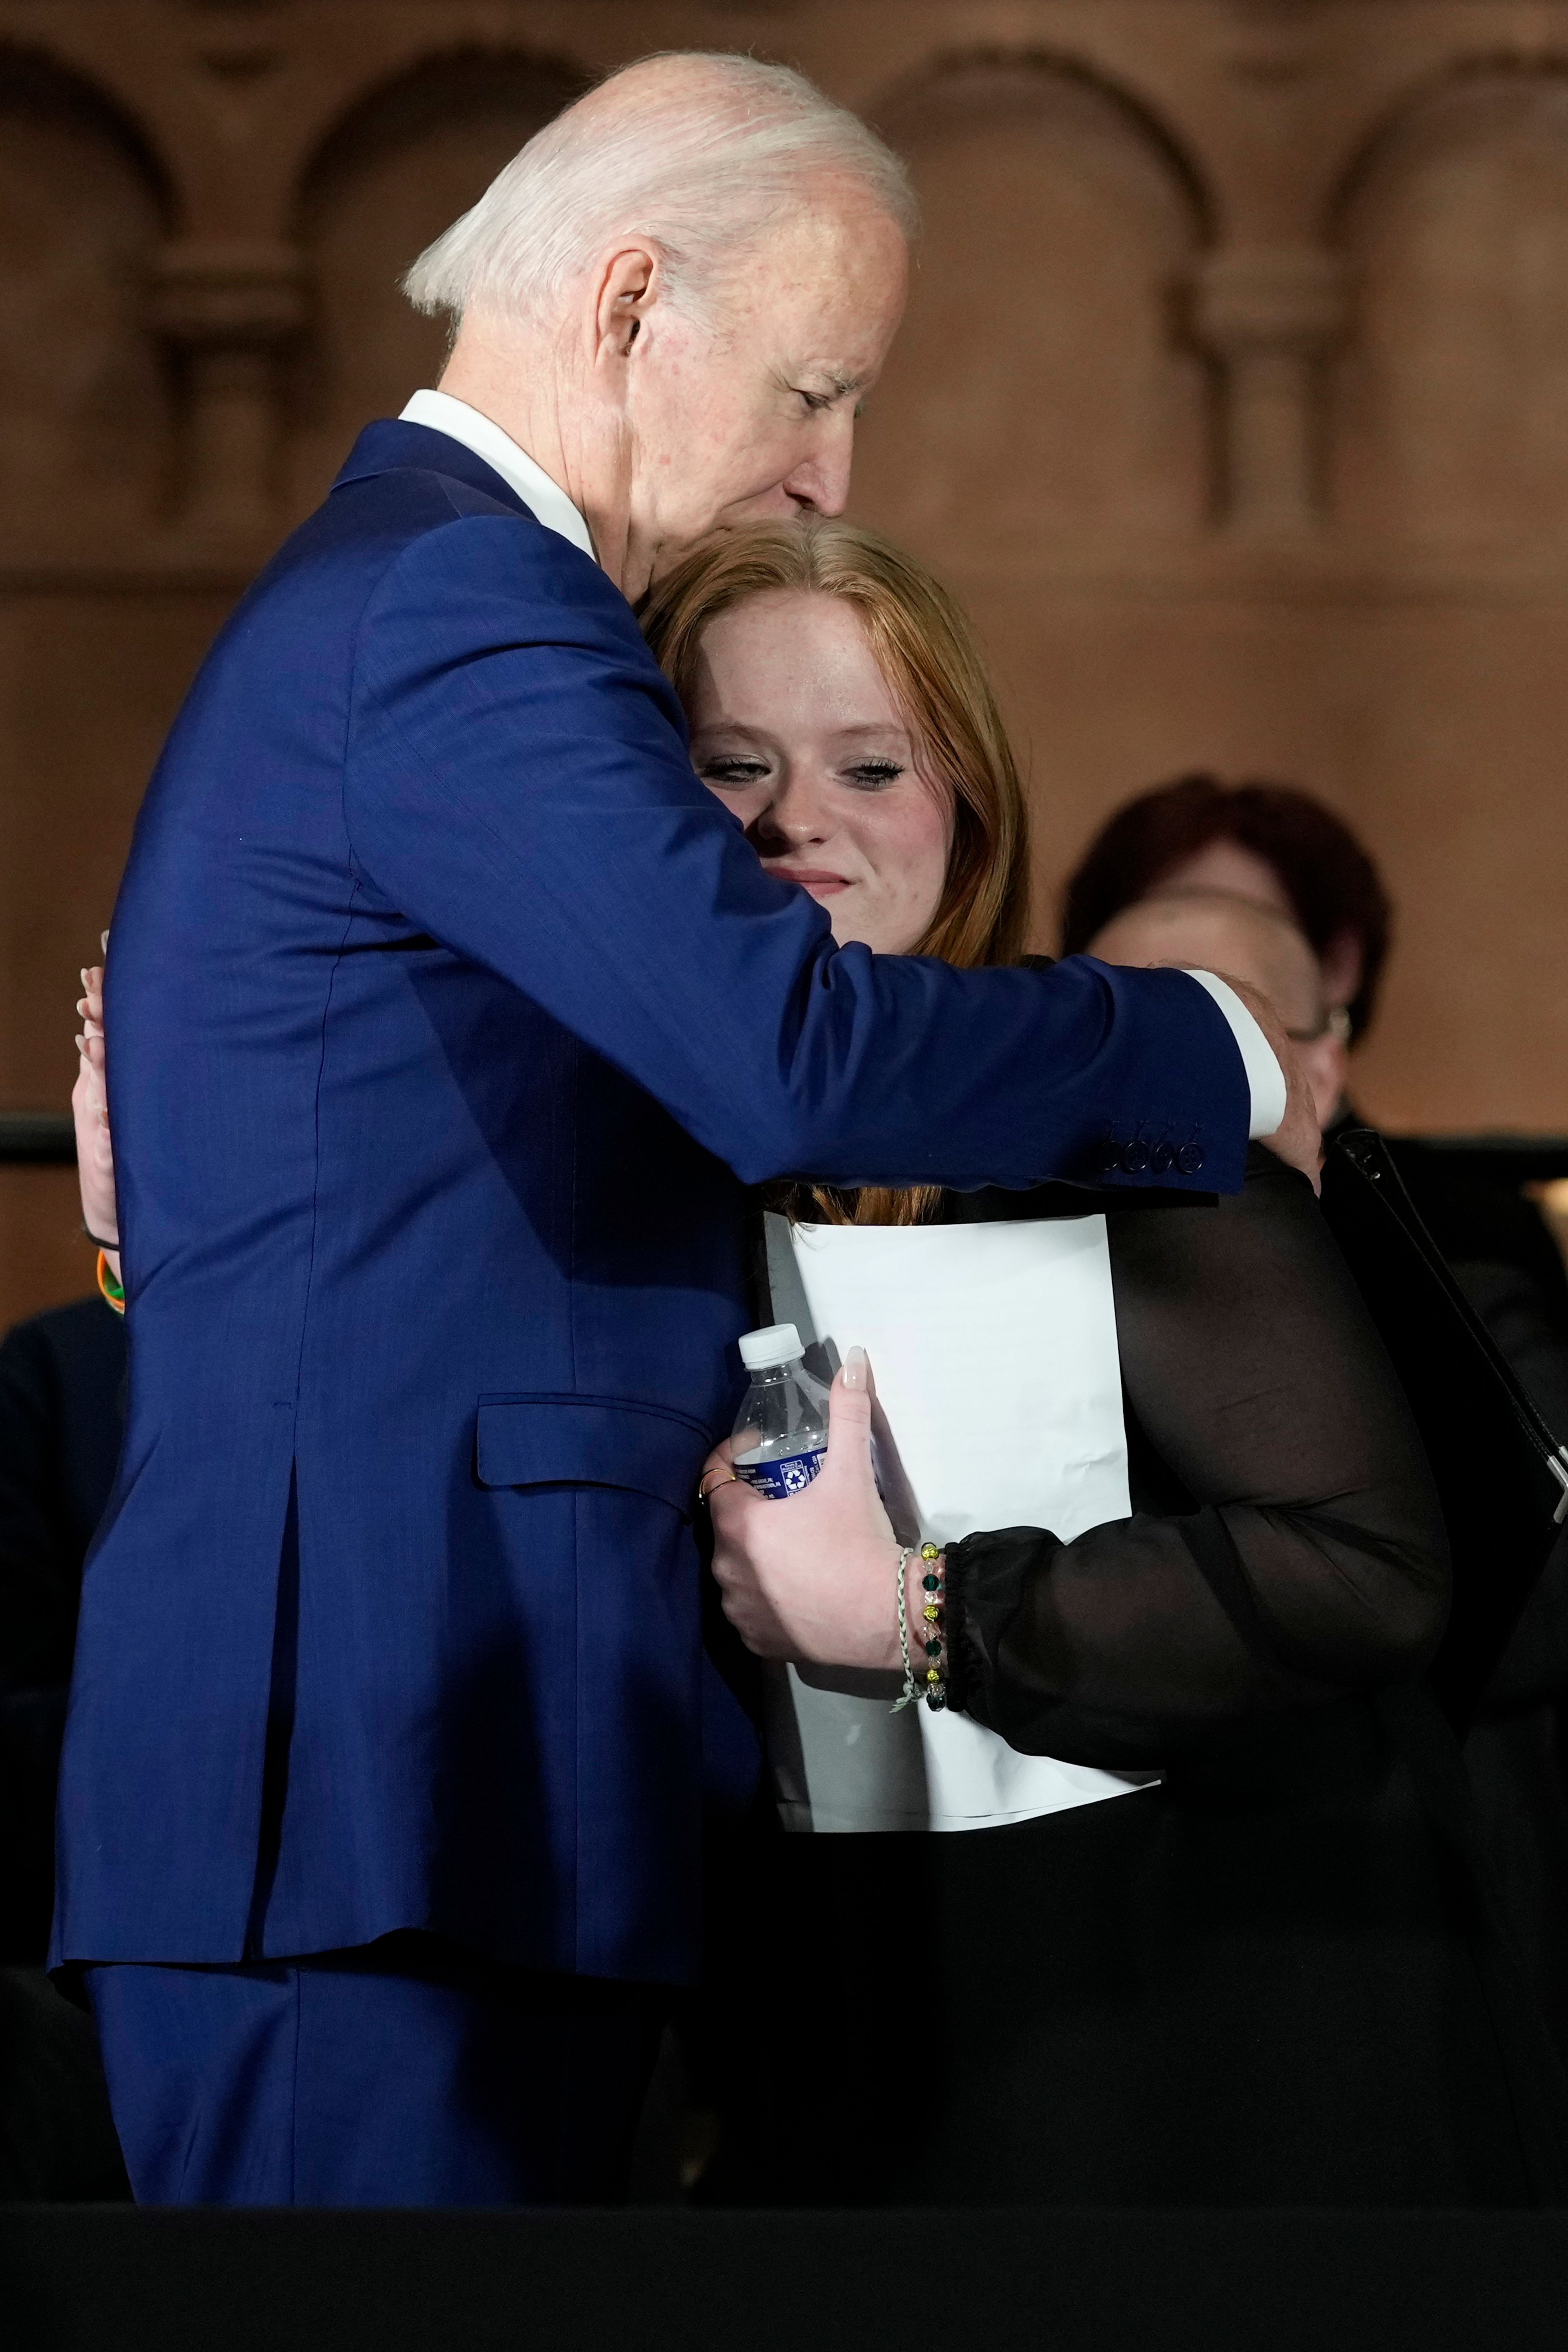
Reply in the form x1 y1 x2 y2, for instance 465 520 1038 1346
844 1345 867 1390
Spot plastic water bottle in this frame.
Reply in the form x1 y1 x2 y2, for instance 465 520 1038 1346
732 1324 829 1498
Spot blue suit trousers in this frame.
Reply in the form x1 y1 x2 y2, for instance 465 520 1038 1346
85 1935 661 2206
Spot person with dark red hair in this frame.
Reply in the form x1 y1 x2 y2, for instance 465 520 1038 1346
1065 771 1568 1335
1065 771 1568 2064
1063 772 1390 1048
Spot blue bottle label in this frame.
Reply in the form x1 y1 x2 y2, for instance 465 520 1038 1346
736 1446 825 1500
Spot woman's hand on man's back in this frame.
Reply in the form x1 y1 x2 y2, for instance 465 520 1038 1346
74 953 119 1276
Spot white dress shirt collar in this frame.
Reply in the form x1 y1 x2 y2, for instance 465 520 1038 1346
399 389 595 563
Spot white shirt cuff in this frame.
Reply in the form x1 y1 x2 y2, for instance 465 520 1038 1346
1182 970 1288 1141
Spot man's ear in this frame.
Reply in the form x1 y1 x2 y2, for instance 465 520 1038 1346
1302 1030 1350 1128
1319 926 1365 1015
592 245 658 375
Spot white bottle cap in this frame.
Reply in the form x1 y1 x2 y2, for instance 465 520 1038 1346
738 1322 805 1371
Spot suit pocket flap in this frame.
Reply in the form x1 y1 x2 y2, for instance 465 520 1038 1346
474 1394 712 1516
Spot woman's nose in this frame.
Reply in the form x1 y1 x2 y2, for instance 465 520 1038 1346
751 774 832 848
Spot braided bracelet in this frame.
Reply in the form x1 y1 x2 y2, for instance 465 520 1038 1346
892 1542 947 1713
893 1546 919 1711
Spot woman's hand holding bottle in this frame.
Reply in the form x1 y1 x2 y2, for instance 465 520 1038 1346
702 1346 909 1668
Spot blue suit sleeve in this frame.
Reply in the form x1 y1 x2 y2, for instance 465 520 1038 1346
343 516 1248 1194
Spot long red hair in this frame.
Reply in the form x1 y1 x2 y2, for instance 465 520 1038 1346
640 519 1029 1224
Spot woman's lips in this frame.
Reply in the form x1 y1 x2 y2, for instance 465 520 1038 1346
767 867 852 895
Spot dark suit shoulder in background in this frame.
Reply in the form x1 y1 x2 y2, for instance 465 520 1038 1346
1381 1133 1568 1355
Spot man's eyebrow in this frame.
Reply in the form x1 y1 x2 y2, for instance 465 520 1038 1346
789 365 863 399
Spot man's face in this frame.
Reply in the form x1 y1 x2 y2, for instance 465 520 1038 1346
1089 890 1351 1130
626 187 908 572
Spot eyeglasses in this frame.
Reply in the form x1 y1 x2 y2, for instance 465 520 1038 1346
1285 1006 1353 1046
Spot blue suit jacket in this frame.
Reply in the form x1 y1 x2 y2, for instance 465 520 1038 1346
52 422 1247 1984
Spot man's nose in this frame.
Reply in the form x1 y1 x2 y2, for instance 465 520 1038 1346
784 412 856 518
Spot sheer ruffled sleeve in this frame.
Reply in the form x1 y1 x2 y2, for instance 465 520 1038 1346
944 1149 1450 1766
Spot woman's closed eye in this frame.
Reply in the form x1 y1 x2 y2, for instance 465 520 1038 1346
842 759 904 791
699 756 773 787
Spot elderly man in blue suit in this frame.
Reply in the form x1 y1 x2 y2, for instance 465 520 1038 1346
55 53 1313 2205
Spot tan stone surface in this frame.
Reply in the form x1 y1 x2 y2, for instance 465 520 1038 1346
2 2 1567 1322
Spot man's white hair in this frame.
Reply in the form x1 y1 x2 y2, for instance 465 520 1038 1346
403 51 915 328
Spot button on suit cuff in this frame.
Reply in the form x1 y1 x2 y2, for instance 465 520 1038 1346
1182 970 1288 1140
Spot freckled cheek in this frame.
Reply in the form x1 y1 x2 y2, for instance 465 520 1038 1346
862 809 951 915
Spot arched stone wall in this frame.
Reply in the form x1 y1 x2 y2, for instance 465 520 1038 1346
1333 59 1568 549
290 48 584 517
853 53 1213 558
0 47 191 1333
4 0 1568 1323
0 47 173 539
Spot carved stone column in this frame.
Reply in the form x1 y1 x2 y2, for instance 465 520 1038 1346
152 242 307 537
1193 248 1347 537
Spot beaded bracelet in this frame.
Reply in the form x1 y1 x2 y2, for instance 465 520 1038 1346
916 1544 948 1712
892 1542 947 1713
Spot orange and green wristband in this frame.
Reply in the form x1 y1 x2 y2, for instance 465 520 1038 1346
90 1237 125 1316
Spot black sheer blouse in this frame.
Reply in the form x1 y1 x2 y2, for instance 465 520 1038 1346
940 1146 1451 1765
703 1152 1566 2210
